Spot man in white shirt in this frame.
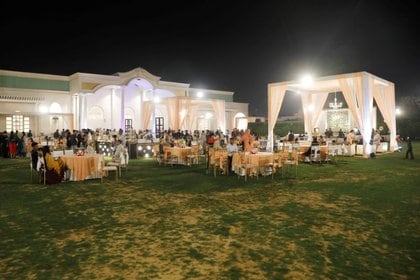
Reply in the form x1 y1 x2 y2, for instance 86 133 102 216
227 138 238 173
113 139 125 163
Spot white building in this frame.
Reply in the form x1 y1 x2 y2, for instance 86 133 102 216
0 68 248 135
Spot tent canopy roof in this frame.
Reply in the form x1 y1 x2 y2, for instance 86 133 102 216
269 71 393 93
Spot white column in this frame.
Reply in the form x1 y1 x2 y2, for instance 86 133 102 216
120 87 125 131
111 88 115 129
79 94 88 129
74 94 80 130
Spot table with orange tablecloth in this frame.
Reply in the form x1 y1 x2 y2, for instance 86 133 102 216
164 147 191 165
61 154 102 181
232 152 274 175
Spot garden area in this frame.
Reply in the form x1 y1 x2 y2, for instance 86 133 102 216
1 145 419 279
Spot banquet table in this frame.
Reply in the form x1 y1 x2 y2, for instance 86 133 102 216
61 154 102 181
232 152 274 175
164 147 191 165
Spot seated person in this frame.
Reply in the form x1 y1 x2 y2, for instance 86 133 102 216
42 146 66 184
86 142 96 154
112 139 125 162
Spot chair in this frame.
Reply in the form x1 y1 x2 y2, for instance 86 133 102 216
186 146 200 166
30 161 46 185
64 149 74 155
282 150 298 177
265 152 282 179
52 150 64 157
107 154 123 177
153 144 164 165
213 151 228 177
98 156 118 183
121 148 129 172
310 146 321 163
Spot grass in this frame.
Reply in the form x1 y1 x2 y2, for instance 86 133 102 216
1 143 419 279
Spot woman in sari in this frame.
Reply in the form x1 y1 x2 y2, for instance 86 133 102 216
42 146 66 184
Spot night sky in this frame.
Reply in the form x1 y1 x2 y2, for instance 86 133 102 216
1 0 419 116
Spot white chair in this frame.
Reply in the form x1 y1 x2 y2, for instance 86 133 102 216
310 146 321 162
52 150 64 157
64 150 74 155
98 156 118 183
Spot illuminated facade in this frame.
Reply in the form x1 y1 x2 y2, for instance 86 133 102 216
0 68 248 135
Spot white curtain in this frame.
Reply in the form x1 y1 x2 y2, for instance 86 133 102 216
211 99 226 133
189 108 198 132
339 74 373 157
267 84 287 151
373 83 397 151
178 97 191 130
142 101 153 130
339 75 362 131
165 97 179 131
300 91 329 140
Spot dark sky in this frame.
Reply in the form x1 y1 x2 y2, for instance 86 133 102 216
1 0 419 116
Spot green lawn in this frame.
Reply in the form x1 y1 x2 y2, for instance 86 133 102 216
1 144 419 279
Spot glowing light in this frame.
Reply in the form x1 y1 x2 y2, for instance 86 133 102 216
396 107 402 116
138 146 143 151
306 104 315 112
197 91 204 98
205 112 213 119
39 105 48 113
300 74 314 86
153 96 160 103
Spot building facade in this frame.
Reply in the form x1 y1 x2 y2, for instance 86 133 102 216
0 68 248 136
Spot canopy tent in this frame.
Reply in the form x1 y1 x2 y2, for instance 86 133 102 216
267 71 396 158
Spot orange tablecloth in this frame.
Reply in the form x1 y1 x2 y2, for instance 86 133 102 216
163 147 192 165
61 155 101 181
232 152 274 174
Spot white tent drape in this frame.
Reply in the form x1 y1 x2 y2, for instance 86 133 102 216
300 91 329 140
211 99 226 132
267 84 287 151
374 84 397 151
178 97 191 130
339 76 363 131
165 97 179 131
339 74 373 157
142 101 153 130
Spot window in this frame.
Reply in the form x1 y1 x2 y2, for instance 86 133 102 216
5 115 30 132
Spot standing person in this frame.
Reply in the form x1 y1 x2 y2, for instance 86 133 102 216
405 137 414 160
31 142 39 171
241 129 253 152
8 131 18 158
226 138 238 173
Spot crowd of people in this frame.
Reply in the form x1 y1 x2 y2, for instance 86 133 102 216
1 125 414 183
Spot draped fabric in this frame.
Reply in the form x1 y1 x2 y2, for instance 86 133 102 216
374 83 397 151
189 108 198 132
142 101 153 130
211 99 226 132
165 97 179 131
339 74 373 157
359 75 374 156
178 97 191 130
267 84 287 151
339 75 362 130
300 91 329 140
